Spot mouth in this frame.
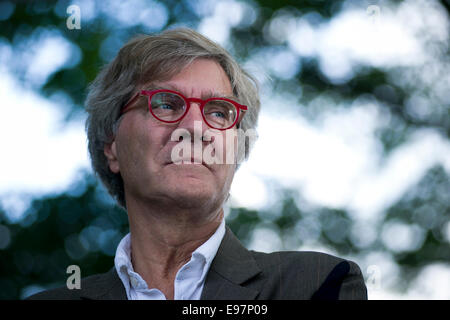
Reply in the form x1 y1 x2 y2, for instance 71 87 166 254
166 156 211 170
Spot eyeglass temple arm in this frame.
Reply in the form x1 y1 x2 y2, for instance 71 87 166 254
121 92 141 114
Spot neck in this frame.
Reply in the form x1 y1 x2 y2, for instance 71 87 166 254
125 197 224 299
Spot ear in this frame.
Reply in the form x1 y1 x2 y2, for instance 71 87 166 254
104 141 120 173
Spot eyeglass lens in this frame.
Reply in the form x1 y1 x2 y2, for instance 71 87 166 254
150 92 238 129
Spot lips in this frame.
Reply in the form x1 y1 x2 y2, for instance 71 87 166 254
166 156 211 169
178 156 204 164
165 141 214 170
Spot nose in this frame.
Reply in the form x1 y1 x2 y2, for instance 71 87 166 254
176 101 207 141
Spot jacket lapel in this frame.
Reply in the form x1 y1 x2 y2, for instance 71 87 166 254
201 227 262 300
80 267 127 300
80 227 262 300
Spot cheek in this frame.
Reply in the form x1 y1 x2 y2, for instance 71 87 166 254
116 120 153 169
223 129 238 164
117 117 176 173
205 129 238 164
217 133 237 178
220 164 236 196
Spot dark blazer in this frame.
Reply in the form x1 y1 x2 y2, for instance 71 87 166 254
27 226 367 300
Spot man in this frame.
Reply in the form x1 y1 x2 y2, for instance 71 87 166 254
28 28 367 300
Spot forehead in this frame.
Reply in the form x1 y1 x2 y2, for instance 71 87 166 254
150 59 233 98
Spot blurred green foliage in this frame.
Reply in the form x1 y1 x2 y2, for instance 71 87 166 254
0 0 449 299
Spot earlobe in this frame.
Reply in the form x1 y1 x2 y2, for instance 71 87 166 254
104 141 120 173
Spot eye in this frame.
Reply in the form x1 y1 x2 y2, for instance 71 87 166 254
156 103 175 110
210 111 226 118
151 93 185 113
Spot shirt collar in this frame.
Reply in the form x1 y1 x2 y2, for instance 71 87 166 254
192 218 225 267
114 217 225 299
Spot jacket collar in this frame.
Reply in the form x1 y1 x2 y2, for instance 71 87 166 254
80 226 262 300
200 226 262 300
80 267 127 300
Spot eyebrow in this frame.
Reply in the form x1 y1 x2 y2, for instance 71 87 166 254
144 83 238 101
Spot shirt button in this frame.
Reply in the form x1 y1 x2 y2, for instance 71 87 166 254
130 276 138 288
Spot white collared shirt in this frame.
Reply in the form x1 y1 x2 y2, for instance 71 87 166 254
114 218 225 300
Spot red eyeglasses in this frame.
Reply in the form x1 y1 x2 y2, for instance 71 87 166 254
121 89 247 130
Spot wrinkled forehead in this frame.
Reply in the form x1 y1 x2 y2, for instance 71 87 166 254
137 57 234 94
141 83 238 101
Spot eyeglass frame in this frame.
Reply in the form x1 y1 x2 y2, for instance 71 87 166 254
120 89 248 130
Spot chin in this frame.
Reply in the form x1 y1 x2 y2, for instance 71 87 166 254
156 166 227 209
170 183 219 209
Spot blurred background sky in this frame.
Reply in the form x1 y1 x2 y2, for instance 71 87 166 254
0 0 449 299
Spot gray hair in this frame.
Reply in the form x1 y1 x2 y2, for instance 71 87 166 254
85 27 260 209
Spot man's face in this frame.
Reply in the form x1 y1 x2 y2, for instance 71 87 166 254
105 59 237 214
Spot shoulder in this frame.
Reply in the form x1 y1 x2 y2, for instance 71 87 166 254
251 250 362 275
249 250 367 299
26 269 118 300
